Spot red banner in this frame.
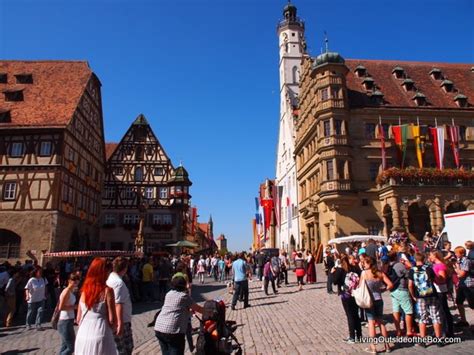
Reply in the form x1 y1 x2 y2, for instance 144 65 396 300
378 124 386 170
191 207 197 235
261 199 274 231
448 125 460 168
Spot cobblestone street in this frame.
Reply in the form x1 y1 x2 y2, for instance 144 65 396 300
1 267 473 355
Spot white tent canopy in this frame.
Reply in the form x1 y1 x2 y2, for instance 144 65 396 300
327 235 387 245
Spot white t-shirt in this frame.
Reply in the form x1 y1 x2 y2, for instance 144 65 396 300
25 277 48 303
106 272 132 323
59 290 76 320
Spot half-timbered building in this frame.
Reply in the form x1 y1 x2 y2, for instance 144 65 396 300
0 61 106 261
100 114 191 252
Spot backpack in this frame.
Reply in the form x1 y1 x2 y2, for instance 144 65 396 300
343 271 360 295
271 257 280 273
294 258 305 270
387 264 401 291
413 265 434 297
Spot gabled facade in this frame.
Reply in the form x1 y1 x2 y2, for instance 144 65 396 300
0 61 106 261
275 2 304 252
100 114 191 252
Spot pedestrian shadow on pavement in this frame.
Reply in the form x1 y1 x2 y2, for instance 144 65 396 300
251 300 288 308
2 348 40 354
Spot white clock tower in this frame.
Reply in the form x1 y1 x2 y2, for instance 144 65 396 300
275 1 305 252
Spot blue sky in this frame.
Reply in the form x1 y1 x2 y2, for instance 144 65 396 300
1 0 472 251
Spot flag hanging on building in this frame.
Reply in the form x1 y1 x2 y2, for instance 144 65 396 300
411 124 424 168
257 201 265 241
252 218 257 249
377 123 387 170
392 124 409 168
273 185 282 227
448 124 460 168
261 198 274 232
430 126 445 169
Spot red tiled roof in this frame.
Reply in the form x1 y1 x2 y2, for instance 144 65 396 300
0 61 93 127
105 142 118 160
345 59 473 109
198 223 209 233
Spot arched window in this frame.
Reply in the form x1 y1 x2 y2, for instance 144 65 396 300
0 229 21 258
135 167 143 182
292 66 299 83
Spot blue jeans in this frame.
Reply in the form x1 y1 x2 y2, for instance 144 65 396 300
26 300 44 327
58 319 75 355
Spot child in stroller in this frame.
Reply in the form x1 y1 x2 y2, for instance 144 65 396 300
195 300 242 355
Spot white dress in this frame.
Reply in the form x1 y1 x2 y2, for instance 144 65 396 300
74 299 118 355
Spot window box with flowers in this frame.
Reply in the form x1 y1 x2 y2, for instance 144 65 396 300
377 167 474 187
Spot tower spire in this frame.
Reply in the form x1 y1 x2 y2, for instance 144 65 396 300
324 31 329 53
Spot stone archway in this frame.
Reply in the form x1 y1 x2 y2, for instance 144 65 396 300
383 204 393 236
407 203 431 240
445 201 467 214
0 229 21 259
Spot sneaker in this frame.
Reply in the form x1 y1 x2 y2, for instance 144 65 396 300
25 325 32 330
244 304 251 309
345 338 356 344
231 306 236 311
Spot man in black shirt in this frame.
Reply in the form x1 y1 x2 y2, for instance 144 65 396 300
324 251 335 294
255 251 265 282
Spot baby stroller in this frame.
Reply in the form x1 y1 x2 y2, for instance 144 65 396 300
195 300 242 355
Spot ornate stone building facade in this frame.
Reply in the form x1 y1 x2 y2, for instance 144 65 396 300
0 61 106 261
295 52 474 250
100 114 191 252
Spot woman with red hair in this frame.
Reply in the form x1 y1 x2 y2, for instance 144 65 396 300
75 258 117 354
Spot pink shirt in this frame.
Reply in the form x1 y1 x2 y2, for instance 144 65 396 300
432 262 447 284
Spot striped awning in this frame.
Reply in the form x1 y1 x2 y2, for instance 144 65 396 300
43 250 144 258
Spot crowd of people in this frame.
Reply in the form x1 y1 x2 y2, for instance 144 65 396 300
327 237 474 353
0 236 473 354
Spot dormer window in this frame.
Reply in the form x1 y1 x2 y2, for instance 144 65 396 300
401 78 415 91
454 94 468 108
0 73 7 84
371 90 384 105
412 92 427 106
3 89 24 102
15 74 33 84
0 109 11 122
354 65 366 77
440 79 453 93
392 66 405 79
361 77 374 90
429 68 442 80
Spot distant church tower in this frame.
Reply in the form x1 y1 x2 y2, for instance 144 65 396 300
275 1 305 252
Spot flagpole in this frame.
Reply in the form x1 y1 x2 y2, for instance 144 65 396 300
435 117 438 127
417 116 420 126
399 116 401 126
